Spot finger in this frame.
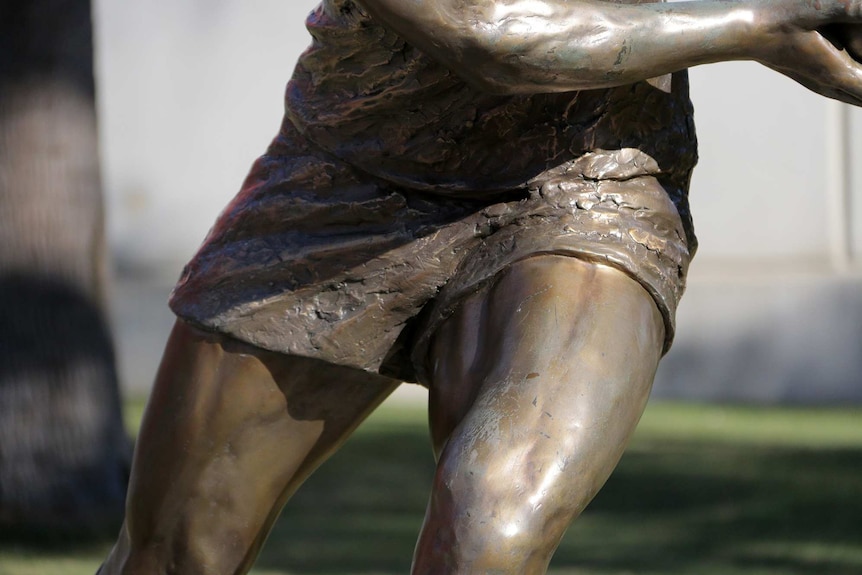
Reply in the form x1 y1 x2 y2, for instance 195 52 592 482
826 0 862 21
782 30 862 106
797 0 862 25
821 23 862 62
814 32 862 102
772 65 862 106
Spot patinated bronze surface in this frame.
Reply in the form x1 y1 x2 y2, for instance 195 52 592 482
101 1 862 573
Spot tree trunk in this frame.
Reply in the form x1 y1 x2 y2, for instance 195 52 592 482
0 0 130 537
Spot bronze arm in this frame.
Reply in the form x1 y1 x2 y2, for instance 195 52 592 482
356 0 862 104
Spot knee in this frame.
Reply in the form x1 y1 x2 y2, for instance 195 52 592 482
418 449 574 573
100 522 249 575
99 531 173 575
101 543 244 575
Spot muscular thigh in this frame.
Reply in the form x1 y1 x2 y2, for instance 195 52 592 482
428 254 666 457
414 255 668 571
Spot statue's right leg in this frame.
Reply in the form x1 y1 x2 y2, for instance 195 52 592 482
411 255 666 573
100 320 400 575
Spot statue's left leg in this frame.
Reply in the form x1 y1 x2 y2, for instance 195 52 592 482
412 254 666 574
99 322 399 575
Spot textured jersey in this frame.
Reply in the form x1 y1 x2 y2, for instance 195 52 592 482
170 0 699 378
286 0 697 217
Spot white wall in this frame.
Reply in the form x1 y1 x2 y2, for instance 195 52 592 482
94 1 862 402
95 0 316 272
853 107 862 256
653 63 862 403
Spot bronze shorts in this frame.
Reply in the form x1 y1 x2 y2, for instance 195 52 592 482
170 123 693 385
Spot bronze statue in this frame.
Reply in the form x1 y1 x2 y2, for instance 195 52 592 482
100 1 862 573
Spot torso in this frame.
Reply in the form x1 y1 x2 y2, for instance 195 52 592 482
286 0 698 201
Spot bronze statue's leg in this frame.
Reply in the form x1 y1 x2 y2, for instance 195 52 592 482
413 255 666 574
101 321 399 575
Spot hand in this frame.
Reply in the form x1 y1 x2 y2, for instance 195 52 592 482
754 1 862 106
823 23 862 62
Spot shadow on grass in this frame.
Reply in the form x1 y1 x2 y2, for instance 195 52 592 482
561 441 862 575
257 422 435 574
255 422 862 575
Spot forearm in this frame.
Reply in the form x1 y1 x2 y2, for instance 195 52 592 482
466 0 762 92
357 0 845 93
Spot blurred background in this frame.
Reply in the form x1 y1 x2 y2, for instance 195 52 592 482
2 1 862 573
96 0 862 404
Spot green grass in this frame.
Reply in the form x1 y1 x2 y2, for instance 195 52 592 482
2 400 861 574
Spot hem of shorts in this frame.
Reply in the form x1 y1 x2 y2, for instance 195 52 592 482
169 306 426 387
408 249 678 387
171 249 678 390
